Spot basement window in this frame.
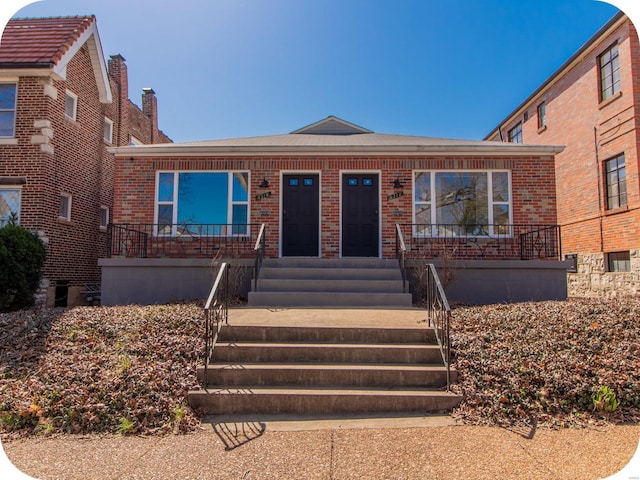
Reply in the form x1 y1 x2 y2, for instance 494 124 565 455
607 251 630 272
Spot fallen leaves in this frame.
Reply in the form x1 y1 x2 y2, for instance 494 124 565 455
450 297 640 428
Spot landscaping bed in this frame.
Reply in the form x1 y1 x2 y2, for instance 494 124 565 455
1 298 638 439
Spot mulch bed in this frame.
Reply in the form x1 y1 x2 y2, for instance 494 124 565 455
1 298 638 439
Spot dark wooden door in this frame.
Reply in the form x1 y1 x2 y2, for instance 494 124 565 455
282 174 320 256
342 174 379 257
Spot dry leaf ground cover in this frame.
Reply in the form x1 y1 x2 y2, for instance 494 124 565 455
1 298 639 440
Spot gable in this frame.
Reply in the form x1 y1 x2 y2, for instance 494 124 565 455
291 115 373 135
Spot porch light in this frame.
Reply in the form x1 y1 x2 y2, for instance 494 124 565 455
259 178 270 188
393 177 404 189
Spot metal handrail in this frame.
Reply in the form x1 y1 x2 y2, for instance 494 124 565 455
203 262 229 387
425 263 451 390
395 224 407 293
253 224 266 292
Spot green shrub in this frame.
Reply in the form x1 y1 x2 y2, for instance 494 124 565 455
0 223 46 311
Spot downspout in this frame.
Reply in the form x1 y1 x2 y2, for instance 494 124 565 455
593 126 605 255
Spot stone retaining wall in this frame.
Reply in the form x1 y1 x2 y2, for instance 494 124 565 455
567 251 640 297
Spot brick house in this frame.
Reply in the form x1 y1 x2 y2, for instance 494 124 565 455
102 115 568 306
0 16 171 306
485 12 640 297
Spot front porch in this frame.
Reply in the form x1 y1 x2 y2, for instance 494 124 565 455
99 222 569 306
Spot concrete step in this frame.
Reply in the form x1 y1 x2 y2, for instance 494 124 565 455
189 386 462 415
263 258 400 269
258 268 402 281
197 363 454 387
248 291 413 308
255 278 404 293
218 325 436 344
211 342 443 364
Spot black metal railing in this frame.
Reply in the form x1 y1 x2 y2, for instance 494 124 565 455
107 223 264 259
396 224 561 260
253 224 266 292
203 262 229 387
425 263 451 391
395 224 407 293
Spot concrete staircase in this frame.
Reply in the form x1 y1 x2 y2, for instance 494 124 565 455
188 324 462 416
247 258 413 307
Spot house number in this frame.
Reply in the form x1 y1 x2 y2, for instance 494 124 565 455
387 191 404 201
255 191 272 201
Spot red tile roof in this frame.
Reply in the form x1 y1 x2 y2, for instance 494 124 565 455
0 16 95 66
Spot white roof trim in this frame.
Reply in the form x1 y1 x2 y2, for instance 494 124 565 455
52 19 112 103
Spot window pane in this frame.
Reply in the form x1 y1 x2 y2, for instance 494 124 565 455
414 172 431 202
493 205 510 235
65 93 76 118
492 172 509 201
0 189 20 225
435 172 488 230
178 172 228 224
0 111 15 137
0 84 16 109
232 172 249 202
158 173 174 202
158 205 173 233
59 195 70 219
232 205 248 235
415 204 431 236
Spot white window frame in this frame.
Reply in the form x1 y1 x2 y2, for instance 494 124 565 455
154 171 250 236
412 170 513 238
0 82 18 138
103 117 114 144
64 90 78 120
59 193 72 221
0 186 21 226
100 205 109 230
130 135 143 146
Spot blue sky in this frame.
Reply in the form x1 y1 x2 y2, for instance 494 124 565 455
0 0 635 143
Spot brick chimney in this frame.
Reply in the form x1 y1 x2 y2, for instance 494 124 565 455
142 87 159 143
107 54 129 146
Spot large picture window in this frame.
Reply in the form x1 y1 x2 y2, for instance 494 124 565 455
156 171 249 235
413 171 511 237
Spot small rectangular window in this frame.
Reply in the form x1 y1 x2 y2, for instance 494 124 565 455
130 135 142 146
604 153 627 210
64 90 78 120
103 117 113 143
0 187 21 226
0 83 17 138
608 251 630 272
599 43 620 102
537 102 546 129
348 178 358 186
508 123 523 143
289 178 299 186
59 193 72 221
303 178 313 186
100 206 109 229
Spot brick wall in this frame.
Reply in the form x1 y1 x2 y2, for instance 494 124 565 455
113 153 557 259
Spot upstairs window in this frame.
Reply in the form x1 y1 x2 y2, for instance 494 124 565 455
103 117 113 143
59 193 72 221
100 206 109 229
537 102 546 129
0 187 21 226
599 43 620 102
0 83 17 137
604 154 627 210
508 123 522 143
64 90 78 120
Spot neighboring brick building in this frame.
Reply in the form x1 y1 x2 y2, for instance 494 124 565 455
485 12 640 297
0 16 171 306
102 115 567 305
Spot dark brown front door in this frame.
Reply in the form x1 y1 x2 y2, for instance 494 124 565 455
282 174 320 256
342 174 379 257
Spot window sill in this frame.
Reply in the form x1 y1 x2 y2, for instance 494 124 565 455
598 91 622 109
0 138 18 145
604 205 629 216
537 125 547 134
58 217 73 225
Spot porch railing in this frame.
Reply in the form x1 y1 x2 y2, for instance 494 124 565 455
203 262 229 387
107 223 264 259
425 263 451 391
395 224 407 293
253 224 266 292
396 223 561 260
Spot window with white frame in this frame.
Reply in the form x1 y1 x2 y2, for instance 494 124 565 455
156 171 249 235
100 205 109 229
0 187 21 226
0 83 17 138
130 135 143 146
103 117 113 143
64 90 78 120
59 193 72 221
413 171 511 237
